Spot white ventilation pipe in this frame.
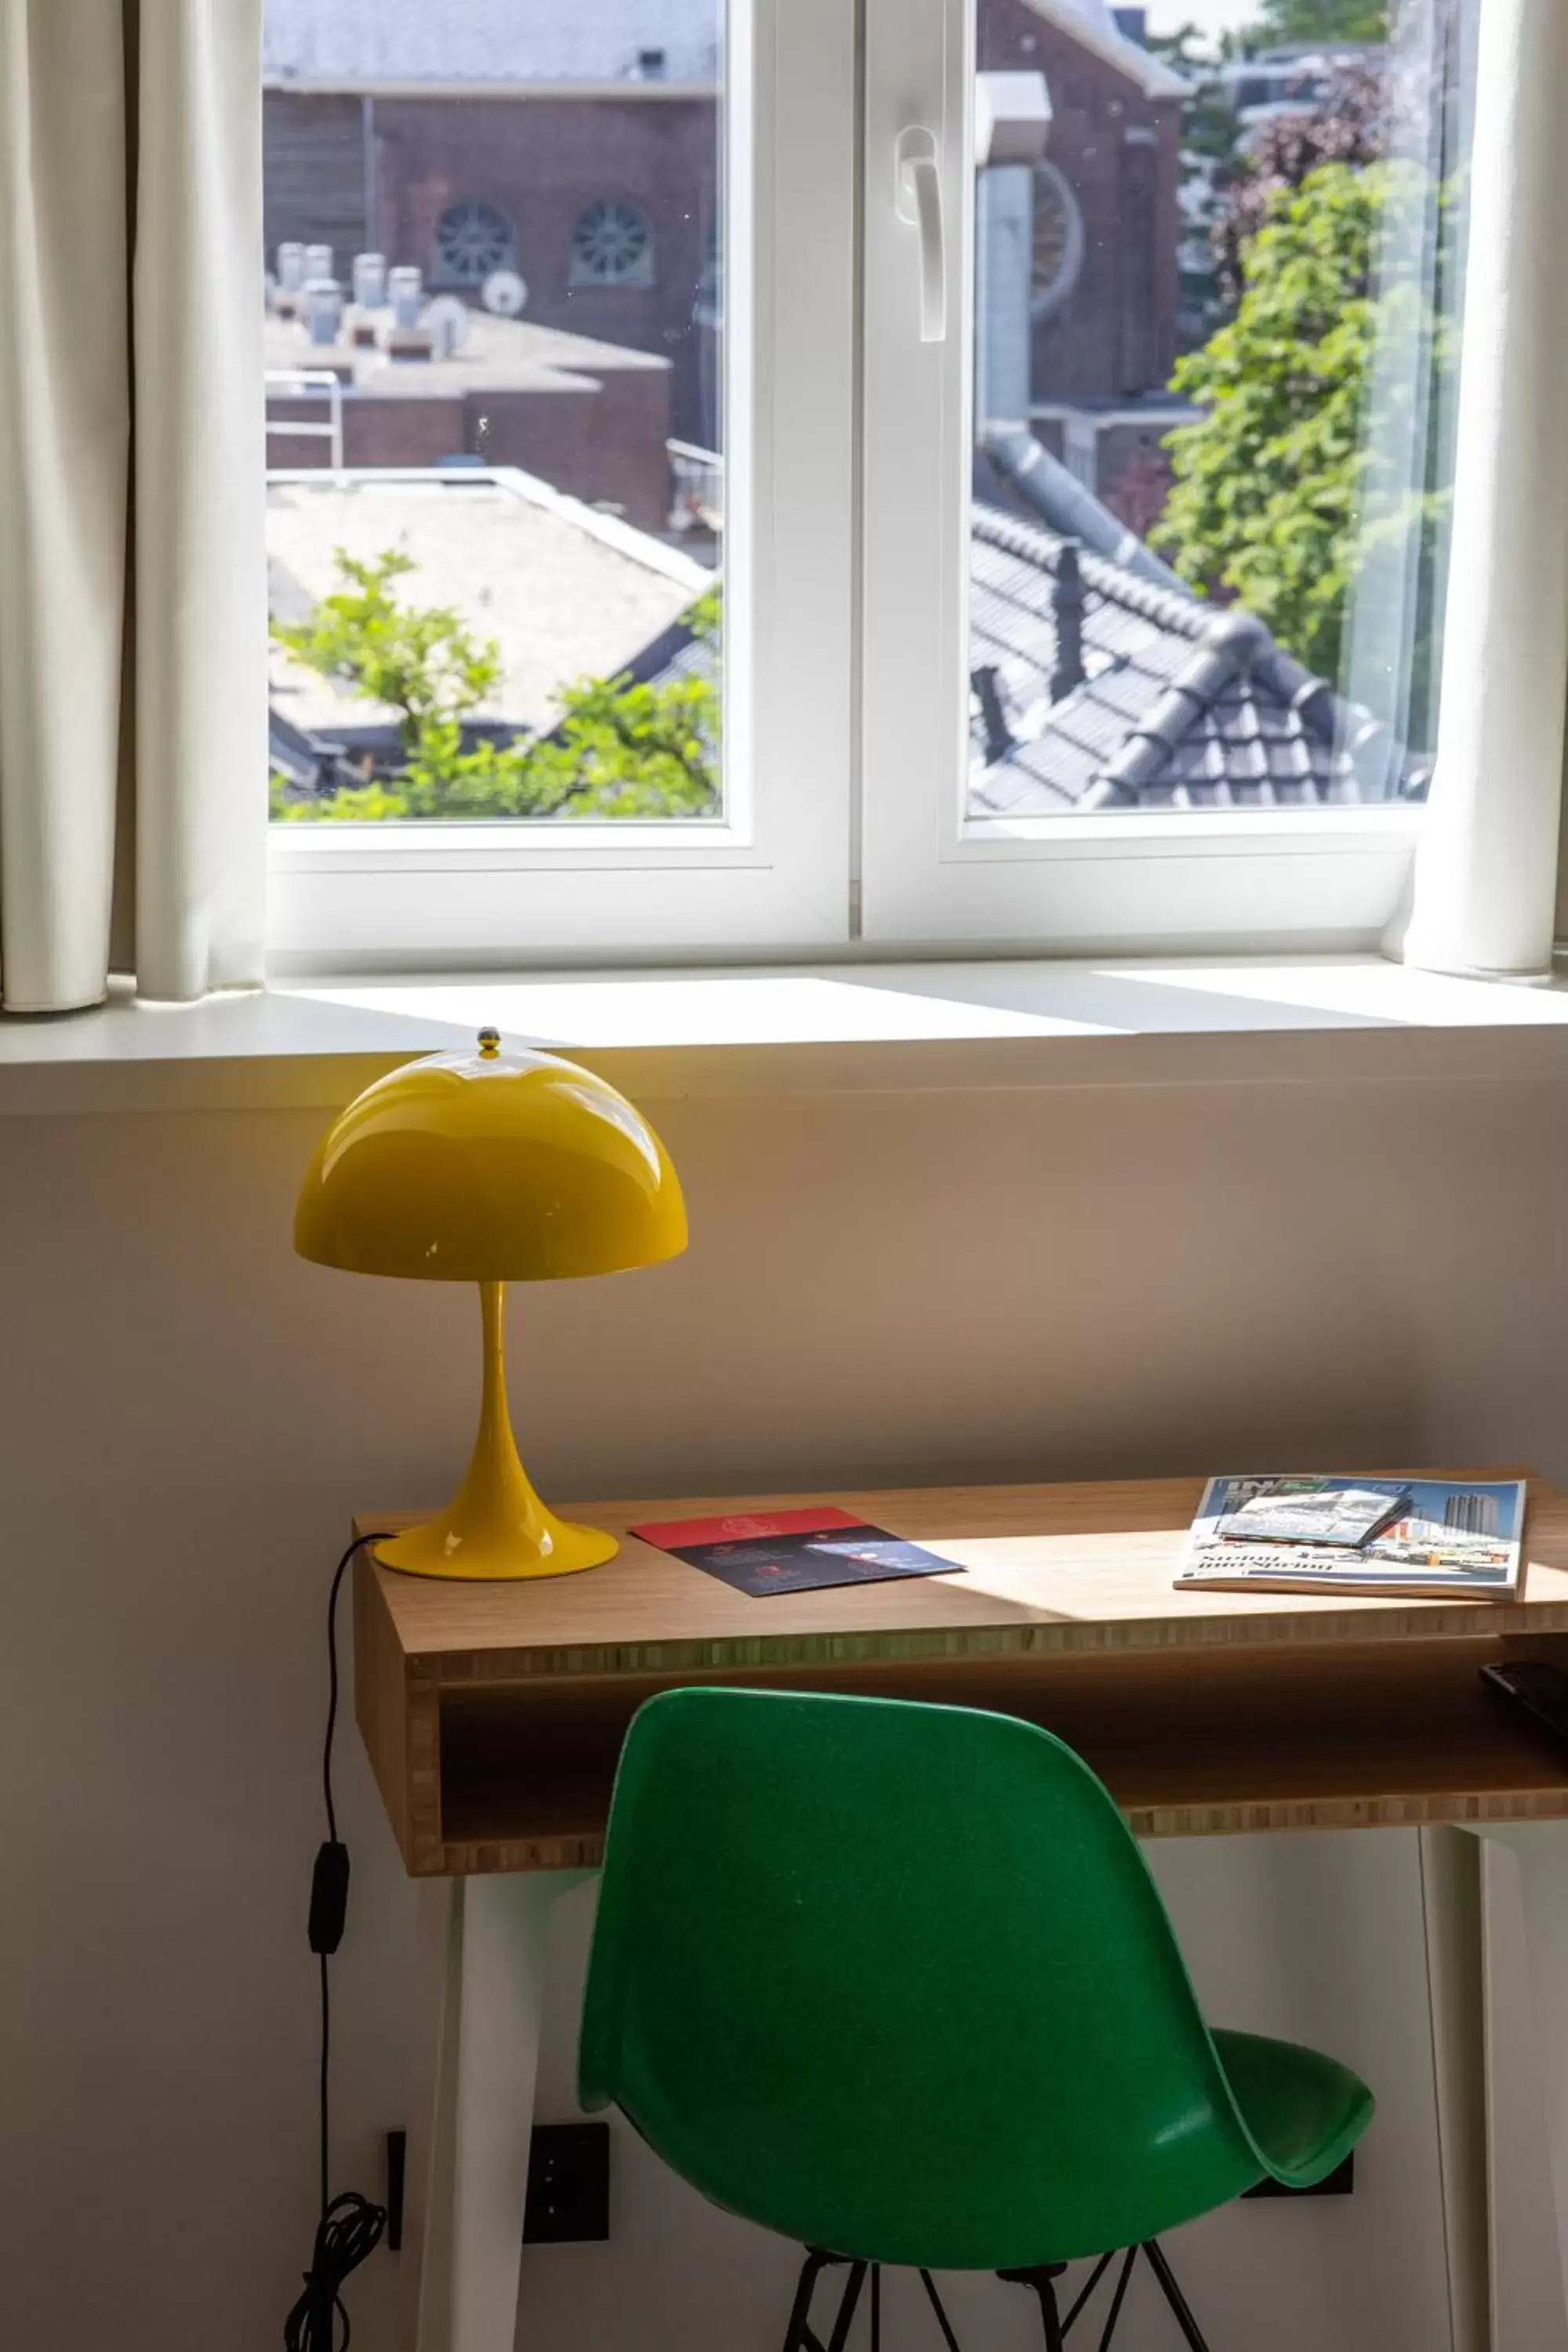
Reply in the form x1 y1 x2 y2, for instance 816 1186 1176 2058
303 278 343 346
388 267 423 332
277 242 306 293
352 252 388 309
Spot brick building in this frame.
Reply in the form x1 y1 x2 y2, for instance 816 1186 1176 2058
263 0 1184 452
264 313 676 532
263 1 721 441
977 0 1185 405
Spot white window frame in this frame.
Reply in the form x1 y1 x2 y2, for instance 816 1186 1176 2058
855 0 1428 957
267 0 856 976
267 0 1475 976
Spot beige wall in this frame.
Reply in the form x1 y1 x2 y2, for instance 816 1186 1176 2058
3 1065 1565 2347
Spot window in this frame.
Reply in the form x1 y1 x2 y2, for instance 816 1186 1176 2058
261 0 1480 972
433 200 517 289
263 0 852 969
1030 162 1083 321
569 200 658 289
859 0 1475 949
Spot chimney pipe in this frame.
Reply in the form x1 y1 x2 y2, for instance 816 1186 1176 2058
303 277 343 347
352 252 388 309
1051 540 1087 702
987 426 1190 595
972 665 1016 764
388 266 423 332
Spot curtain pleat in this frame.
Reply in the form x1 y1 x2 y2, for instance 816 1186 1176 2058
0 0 265 1012
1388 0 1568 980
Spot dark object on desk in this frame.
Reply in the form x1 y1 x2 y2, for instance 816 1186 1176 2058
630 1507 962 1597
1480 1660 1568 1755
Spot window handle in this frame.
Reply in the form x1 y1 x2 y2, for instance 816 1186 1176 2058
895 126 947 345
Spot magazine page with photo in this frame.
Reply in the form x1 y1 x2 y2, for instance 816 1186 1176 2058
1178 1474 1526 1598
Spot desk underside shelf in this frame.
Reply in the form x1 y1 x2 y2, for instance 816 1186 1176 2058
354 1475 1568 1875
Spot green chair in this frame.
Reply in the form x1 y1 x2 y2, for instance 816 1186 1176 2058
580 1688 1374 2350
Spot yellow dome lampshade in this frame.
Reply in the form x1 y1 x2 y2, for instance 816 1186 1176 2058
296 1031 688 1581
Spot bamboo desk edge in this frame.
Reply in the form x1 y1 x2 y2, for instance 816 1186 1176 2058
354 1472 1568 1874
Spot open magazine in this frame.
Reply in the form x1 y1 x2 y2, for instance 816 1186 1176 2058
1177 1474 1526 1598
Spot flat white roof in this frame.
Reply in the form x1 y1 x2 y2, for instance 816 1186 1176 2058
267 468 708 737
263 310 668 397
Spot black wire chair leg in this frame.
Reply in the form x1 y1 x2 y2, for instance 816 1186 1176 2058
1142 2240 1213 2352
1094 2248 1138 2351
918 2268 965 2352
826 2262 868 2352
781 2250 837 2352
1060 2255 1114 2336
997 2262 1069 2350
870 2264 881 2352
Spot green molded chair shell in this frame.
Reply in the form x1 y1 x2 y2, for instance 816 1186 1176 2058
579 1688 1372 2271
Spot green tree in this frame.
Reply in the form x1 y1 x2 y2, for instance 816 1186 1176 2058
272 550 720 822
1252 0 1388 42
1156 160 1453 695
1211 60 1385 307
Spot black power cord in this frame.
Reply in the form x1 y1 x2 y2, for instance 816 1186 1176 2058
283 1534 394 2352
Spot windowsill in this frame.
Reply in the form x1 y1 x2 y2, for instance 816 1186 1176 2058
2 955 1568 1117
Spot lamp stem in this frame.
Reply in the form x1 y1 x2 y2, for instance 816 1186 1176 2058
370 1275 619 1578
477 1277 513 1469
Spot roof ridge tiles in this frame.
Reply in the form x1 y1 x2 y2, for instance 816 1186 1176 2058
971 502 1208 637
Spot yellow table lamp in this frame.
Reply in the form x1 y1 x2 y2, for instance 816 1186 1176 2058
295 1030 688 1581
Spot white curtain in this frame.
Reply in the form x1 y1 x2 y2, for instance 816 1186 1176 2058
0 0 266 1012
1388 0 1568 979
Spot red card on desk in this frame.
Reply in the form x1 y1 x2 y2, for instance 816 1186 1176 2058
630 1507 964 1597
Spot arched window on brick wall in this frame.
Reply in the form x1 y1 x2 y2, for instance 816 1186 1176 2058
433 199 517 289
569 198 656 290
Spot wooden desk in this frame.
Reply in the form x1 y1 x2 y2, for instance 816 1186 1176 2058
358 1473 1568 1873
354 1476 1568 2352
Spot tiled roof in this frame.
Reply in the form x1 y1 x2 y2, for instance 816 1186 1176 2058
263 0 721 86
967 503 1428 812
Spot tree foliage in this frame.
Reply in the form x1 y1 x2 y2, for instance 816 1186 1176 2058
1152 10 1390 344
1252 0 1388 44
1156 160 1454 691
272 550 720 822
1213 60 1385 305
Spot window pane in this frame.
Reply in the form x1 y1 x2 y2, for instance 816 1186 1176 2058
968 0 1473 820
263 2 724 825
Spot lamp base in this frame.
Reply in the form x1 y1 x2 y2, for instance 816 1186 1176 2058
376 1280 622 1581
375 1506 617 1582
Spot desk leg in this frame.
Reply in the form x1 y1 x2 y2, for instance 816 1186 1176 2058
1420 1826 1491 2352
405 1870 591 2352
400 1881 462 2352
1474 1821 1568 2343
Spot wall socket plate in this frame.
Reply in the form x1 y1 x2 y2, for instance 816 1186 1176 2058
524 2122 612 2243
